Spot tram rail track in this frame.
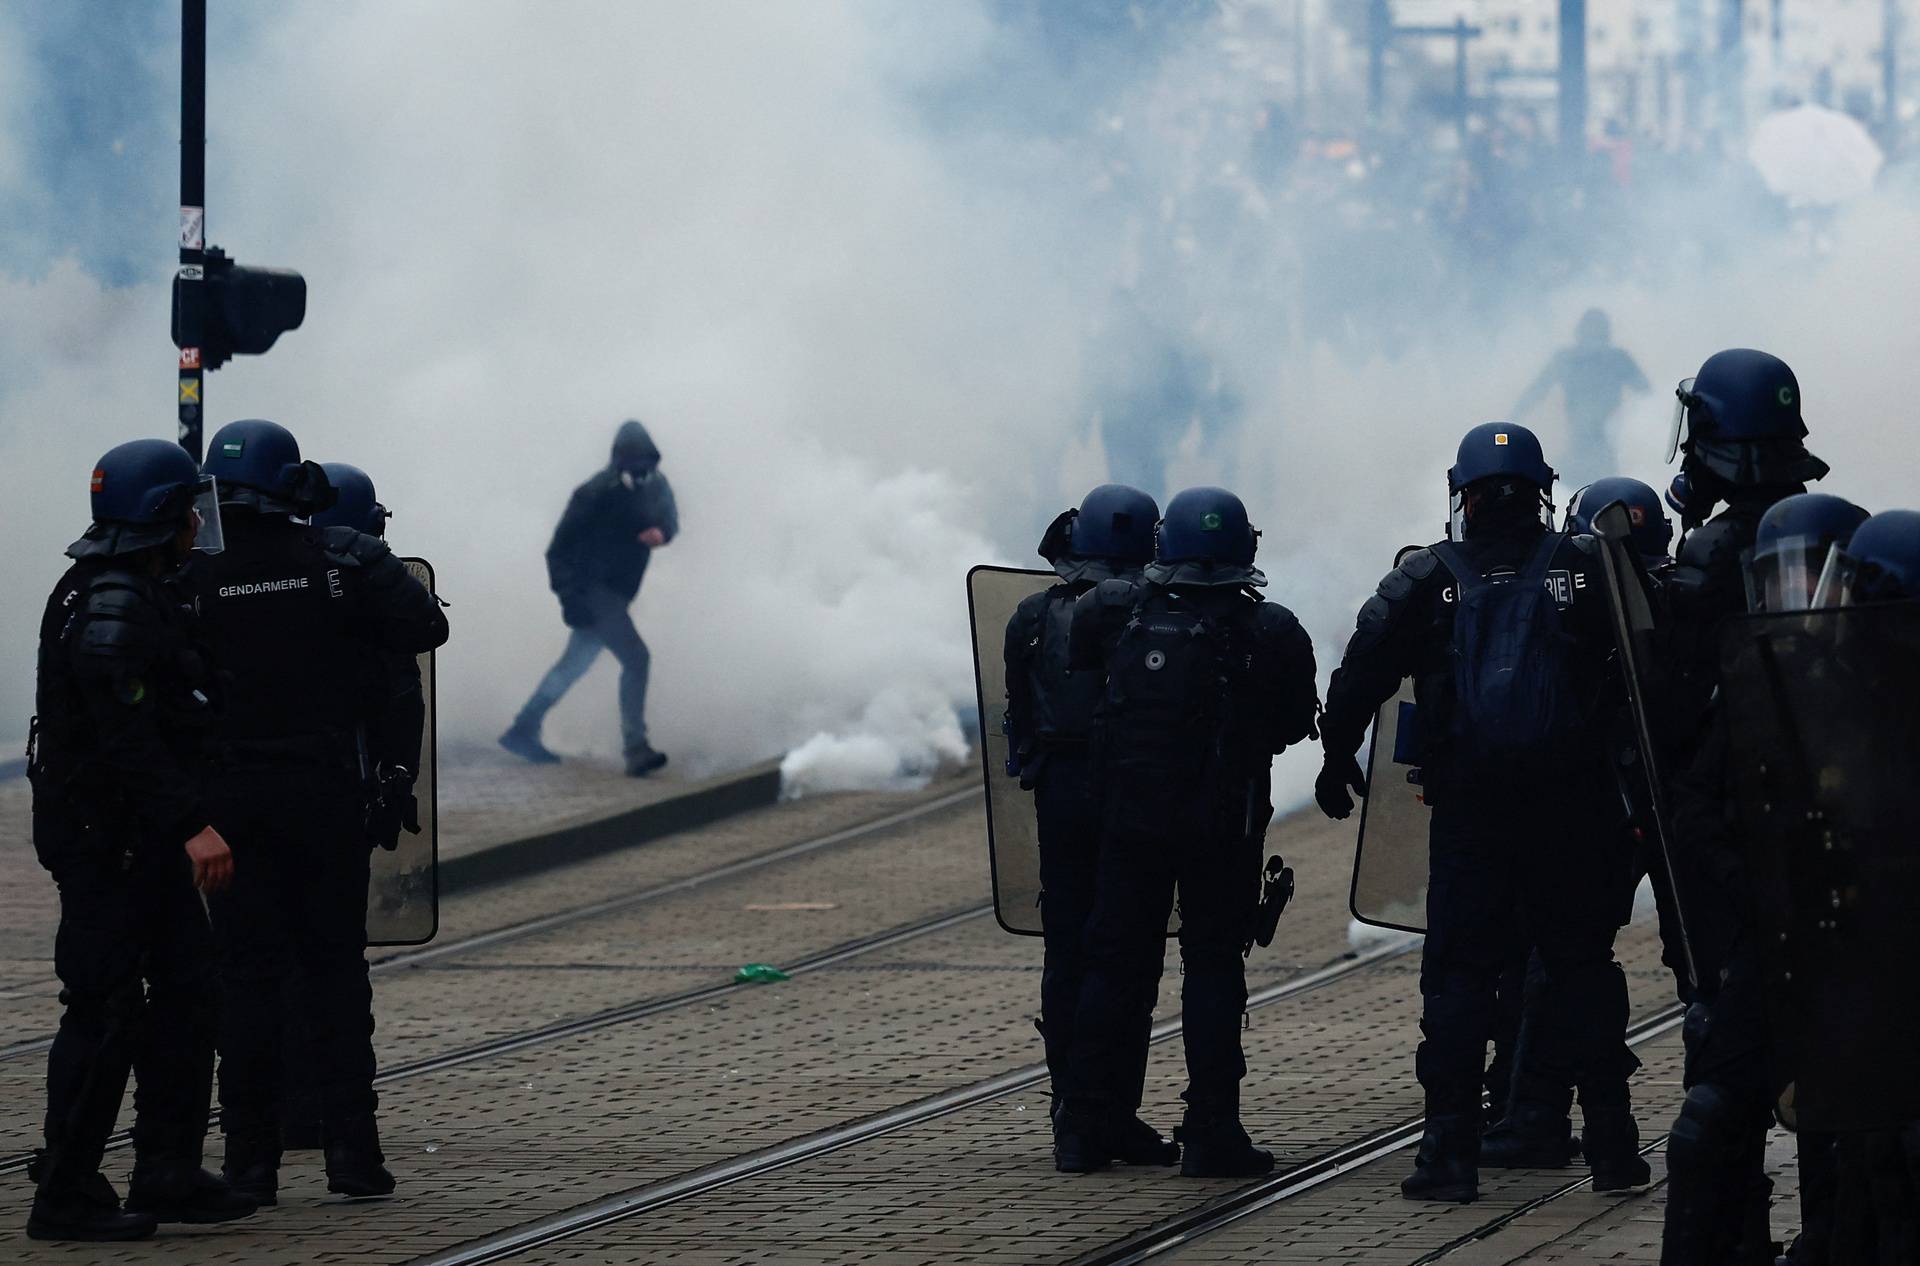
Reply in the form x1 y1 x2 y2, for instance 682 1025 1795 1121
1068 1005 1688 1266
0 785 982 1063
401 937 1424 1266
0 900 996 1179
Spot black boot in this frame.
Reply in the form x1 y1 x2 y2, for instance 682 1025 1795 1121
1402 1113 1479 1203
1582 1105 1651 1193
324 1114 396 1198
127 1160 259 1224
1175 1115 1274 1179
1115 1116 1181 1167
221 1132 281 1207
26 1180 157 1243
1481 1102 1577 1169
1052 1105 1117 1174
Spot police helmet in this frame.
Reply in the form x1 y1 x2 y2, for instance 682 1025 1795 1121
69 439 220 560
1566 477 1672 560
310 462 389 537
1037 483 1158 581
1664 470 1693 519
1666 349 1828 488
1746 493 1869 613
203 418 337 515
1448 422 1556 494
1820 509 1920 606
1145 486 1264 587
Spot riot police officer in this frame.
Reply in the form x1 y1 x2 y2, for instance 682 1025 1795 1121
313 462 429 859
1815 536 1920 1266
184 419 448 1204
1059 487 1319 1178
1661 348 1829 734
27 439 257 1240
1482 475 1678 1169
1316 423 1643 1203
274 462 430 1153
1003 484 1176 1171
1805 511 1920 1266
1661 491 1871 1266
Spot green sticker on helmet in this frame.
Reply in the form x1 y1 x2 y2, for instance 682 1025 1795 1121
1200 512 1223 531
221 439 244 457
1777 386 1796 407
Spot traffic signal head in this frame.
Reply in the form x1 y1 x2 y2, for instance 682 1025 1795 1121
172 246 305 370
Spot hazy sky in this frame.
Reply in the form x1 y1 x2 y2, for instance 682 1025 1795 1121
4 1 1917 804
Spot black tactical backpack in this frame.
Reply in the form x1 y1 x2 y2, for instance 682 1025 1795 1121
1094 589 1232 832
1431 534 1587 771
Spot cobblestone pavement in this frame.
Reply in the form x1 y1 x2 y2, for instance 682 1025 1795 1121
1 767 1811 1263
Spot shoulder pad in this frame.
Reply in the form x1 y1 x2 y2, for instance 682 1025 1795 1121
1007 589 1050 635
80 571 157 621
321 525 394 568
1377 548 1439 602
75 578 165 659
1092 577 1139 609
1398 546 1441 580
1355 592 1392 639
1567 533 1600 557
1250 600 1303 640
1678 515 1753 574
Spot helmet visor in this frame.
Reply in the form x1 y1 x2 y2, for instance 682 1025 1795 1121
1747 536 1832 612
192 476 225 554
1666 377 1696 464
1812 547 1857 609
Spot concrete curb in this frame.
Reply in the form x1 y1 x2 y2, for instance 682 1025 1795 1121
439 758 786 896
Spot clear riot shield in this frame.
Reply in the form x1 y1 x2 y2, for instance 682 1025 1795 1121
365 557 439 946
1719 602 1920 1133
967 565 1054 935
1348 680 1431 933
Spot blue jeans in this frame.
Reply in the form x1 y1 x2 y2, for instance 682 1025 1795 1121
515 587 651 756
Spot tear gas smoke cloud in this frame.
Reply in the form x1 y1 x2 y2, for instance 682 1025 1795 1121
2 2 1918 809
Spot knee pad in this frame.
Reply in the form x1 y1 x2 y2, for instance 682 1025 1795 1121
1670 1083 1765 1163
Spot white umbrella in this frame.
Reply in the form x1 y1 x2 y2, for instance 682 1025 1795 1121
1747 104 1885 206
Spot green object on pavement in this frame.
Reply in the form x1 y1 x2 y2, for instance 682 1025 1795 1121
735 963 790 984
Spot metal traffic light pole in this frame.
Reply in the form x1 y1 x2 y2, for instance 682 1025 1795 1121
177 0 207 460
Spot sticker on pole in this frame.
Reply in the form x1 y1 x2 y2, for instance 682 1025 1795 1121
179 348 201 370
178 377 201 405
179 205 205 250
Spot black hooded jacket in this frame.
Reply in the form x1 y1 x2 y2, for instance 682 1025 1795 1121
546 421 680 605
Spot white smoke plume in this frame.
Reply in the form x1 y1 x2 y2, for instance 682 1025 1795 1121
2 2 1918 807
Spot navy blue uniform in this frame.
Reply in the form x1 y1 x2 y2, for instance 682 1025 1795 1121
1004 580 1120 1104
1065 582 1317 1126
29 561 220 1203
1321 518 1638 1173
182 511 447 1177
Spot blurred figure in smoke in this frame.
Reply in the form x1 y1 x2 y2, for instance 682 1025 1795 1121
1094 337 1240 491
1511 309 1649 484
501 420 678 776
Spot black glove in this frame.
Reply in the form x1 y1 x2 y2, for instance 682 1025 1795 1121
558 588 596 629
366 767 421 852
1315 752 1368 820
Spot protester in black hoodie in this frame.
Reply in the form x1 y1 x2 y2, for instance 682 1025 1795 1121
501 419 679 776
